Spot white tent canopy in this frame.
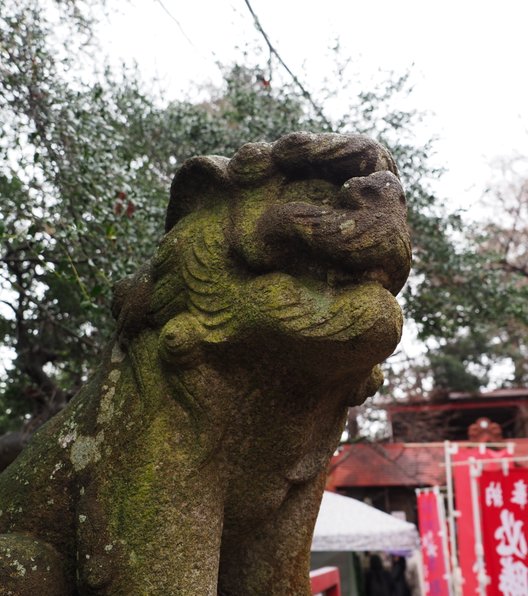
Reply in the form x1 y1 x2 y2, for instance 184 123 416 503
312 491 420 552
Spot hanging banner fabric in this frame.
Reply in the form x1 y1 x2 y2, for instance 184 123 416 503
417 490 450 595
479 468 528 595
452 448 509 595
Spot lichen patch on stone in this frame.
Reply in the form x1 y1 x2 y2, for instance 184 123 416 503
111 343 126 363
108 369 121 384
12 560 26 576
339 219 356 234
49 462 64 480
97 386 116 425
70 432 104 472
58 429 77 449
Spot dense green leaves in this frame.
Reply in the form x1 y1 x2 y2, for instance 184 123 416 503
0 0 166 429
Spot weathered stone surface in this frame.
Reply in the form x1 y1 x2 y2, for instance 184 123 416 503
0 132 411 595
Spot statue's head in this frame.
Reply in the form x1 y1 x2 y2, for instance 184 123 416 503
113 132 411 398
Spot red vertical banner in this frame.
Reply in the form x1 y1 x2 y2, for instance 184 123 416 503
479 468 528 595
417 490 450 595
452 448 509 595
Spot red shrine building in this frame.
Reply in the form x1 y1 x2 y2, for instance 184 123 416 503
326 388 528 523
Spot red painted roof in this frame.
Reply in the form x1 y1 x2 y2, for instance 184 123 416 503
388 388 528 411
327 439 528 489
388 399 528 414
449 388 528 400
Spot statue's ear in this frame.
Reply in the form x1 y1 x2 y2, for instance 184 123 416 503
165 156 230 232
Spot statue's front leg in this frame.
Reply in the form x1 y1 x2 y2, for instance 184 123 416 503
218 473 326 596
0 533 71 596
76 461 226 596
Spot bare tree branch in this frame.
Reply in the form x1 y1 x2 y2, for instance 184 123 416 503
242 0 332 129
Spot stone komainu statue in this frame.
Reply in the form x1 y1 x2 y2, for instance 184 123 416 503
0 132 411 595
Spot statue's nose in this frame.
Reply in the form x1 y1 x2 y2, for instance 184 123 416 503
337 171 406 212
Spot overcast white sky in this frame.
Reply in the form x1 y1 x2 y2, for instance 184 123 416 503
100 0 528 216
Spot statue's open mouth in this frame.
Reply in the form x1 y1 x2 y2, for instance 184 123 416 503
326 267 393 292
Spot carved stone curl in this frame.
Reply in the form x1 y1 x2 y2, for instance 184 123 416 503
0 132 411 595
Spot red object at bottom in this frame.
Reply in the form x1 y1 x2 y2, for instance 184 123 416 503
453 447 510 595
479 468 528 596
310 566 341 596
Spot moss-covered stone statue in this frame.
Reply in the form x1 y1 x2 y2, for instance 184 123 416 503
0 132 411 595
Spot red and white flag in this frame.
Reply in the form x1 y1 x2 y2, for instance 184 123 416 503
479 468 528 595
417 489 450 595
452 447 510 595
